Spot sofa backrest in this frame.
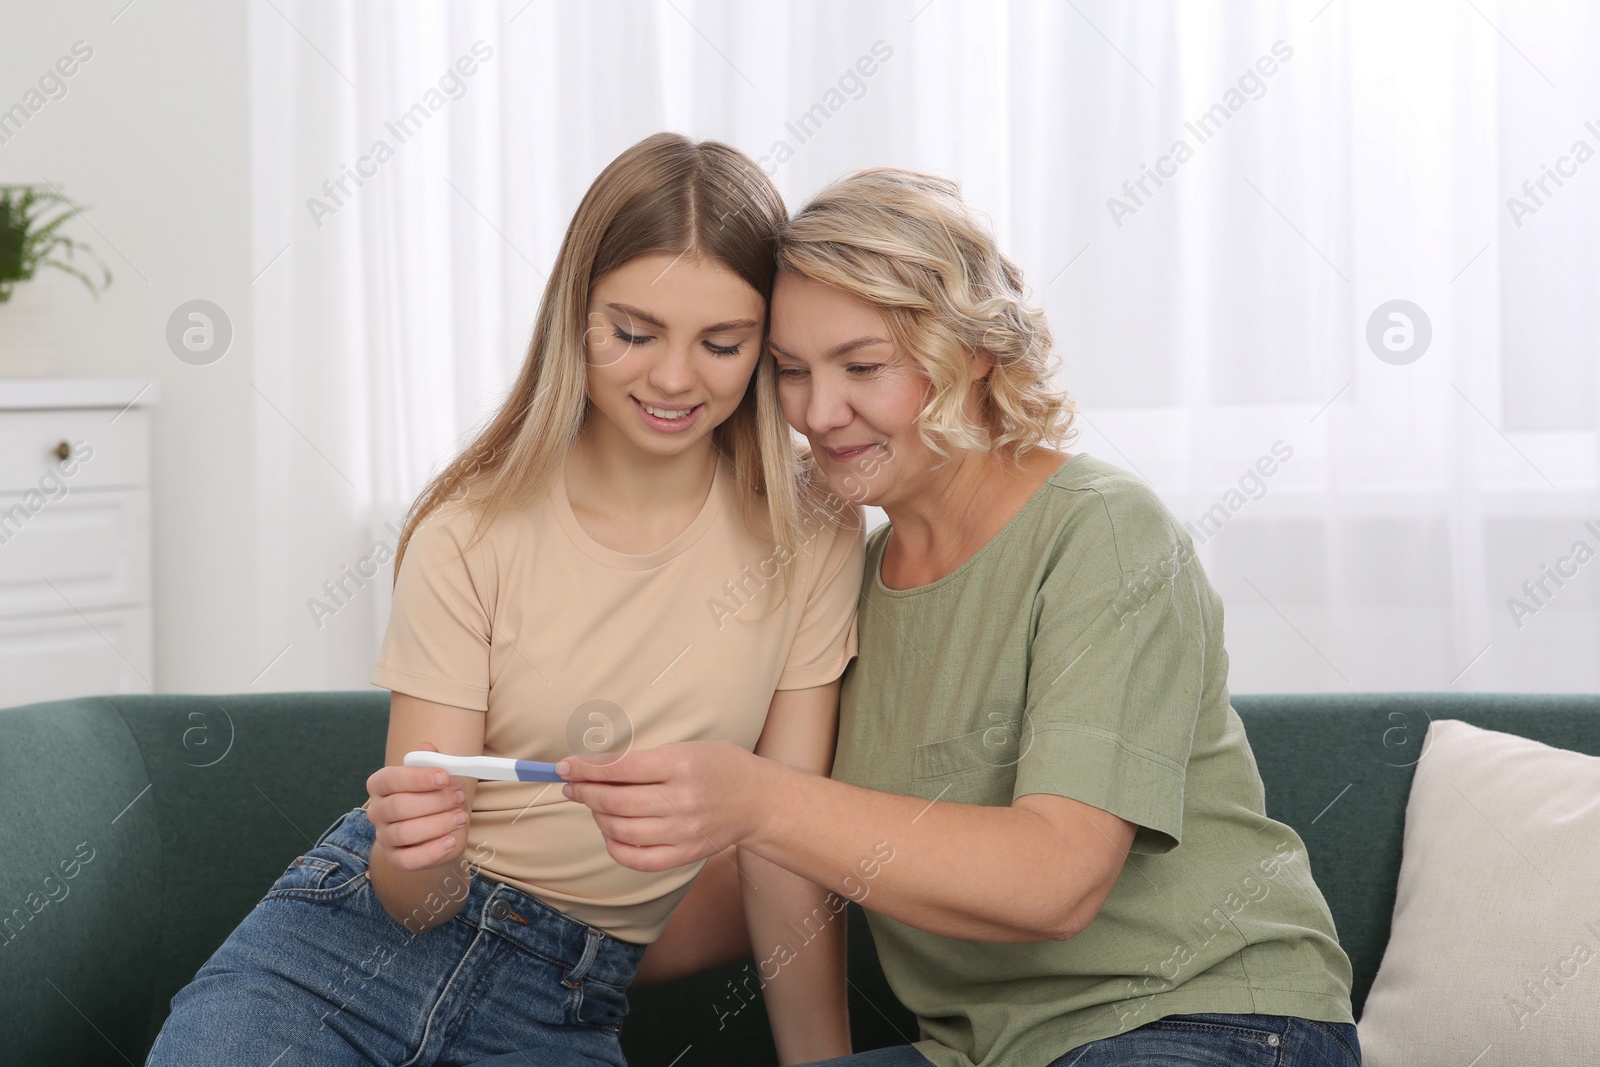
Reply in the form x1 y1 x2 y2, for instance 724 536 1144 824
4 690 1599 1065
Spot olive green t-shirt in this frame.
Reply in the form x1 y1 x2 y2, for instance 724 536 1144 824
831 452 1355 1067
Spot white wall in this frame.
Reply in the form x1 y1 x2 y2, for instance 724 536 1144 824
0 0 257 695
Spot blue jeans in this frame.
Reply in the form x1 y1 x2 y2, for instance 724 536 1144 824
145 806 647 1067
797 1011 1361 1066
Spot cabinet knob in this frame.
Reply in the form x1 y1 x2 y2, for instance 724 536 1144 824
55 440 71 461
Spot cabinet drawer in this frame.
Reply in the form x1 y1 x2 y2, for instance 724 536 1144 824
0 489 151 614
0 407 150 492
0 605 154 709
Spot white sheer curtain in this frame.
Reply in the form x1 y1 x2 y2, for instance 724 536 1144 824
249 0 1600 695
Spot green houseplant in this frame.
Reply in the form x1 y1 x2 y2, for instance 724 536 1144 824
0 184 112 304
0 184 113 375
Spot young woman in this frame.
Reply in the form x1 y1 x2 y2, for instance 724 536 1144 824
145 133 863 1067
564 168 1364 1067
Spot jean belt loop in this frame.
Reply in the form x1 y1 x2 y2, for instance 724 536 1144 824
565 927 603 985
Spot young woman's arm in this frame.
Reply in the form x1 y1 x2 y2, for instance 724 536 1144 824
739 680 852 1064
631 845 747 986
364 691 485 934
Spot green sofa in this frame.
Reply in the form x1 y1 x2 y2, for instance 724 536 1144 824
4 691 1598 1064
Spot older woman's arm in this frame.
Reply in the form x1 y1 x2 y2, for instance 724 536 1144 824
562 741 1137 944
748 763 1135 942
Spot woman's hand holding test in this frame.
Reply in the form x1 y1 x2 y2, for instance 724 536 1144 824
367 741 471 870
559 740 762 872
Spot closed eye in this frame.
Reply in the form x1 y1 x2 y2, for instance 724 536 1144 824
611 326 743 356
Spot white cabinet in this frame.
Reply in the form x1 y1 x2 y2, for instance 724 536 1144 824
0 378 158 708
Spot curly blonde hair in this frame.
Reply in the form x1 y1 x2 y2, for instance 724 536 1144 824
776 167 1078 462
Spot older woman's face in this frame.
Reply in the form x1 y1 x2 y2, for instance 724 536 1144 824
768 271 939 508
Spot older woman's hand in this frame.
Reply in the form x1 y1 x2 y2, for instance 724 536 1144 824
558 740 767 872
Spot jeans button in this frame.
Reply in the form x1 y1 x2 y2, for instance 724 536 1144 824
1267 1034 1280 1046
488 897 510 921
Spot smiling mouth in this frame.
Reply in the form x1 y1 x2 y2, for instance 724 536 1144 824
633 397 701 421
826 444 878 461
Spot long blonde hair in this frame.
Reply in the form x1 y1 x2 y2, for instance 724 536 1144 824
777 167 1078 464
394 132 832 588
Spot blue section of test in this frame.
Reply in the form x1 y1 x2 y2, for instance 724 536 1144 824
515 759 565 782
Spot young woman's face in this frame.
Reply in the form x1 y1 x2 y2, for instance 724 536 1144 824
768 271 943 508
583 252 765 458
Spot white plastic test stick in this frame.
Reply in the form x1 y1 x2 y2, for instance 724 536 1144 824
402 751 565 783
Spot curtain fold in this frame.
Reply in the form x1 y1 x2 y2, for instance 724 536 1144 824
250 0 1600 694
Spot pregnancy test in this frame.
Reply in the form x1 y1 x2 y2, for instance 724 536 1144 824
403 751 566 783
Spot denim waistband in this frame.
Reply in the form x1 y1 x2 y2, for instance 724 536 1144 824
321 806 647 989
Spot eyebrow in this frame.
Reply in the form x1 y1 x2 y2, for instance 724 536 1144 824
604 302 760 334
767 336 891 361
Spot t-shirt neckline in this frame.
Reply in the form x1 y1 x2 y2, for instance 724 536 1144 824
873 452 1085 597
552 458 727 570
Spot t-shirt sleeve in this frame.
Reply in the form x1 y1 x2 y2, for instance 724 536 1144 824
370 507 493 711
1014 496 1206 855
776 503 867 690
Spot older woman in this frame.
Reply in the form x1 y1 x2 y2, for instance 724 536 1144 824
559 169 1361 1067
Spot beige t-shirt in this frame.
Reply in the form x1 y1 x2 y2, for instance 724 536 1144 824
371 457 864 943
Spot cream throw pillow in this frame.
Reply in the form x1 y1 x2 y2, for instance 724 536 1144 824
1357 719 1600 1065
